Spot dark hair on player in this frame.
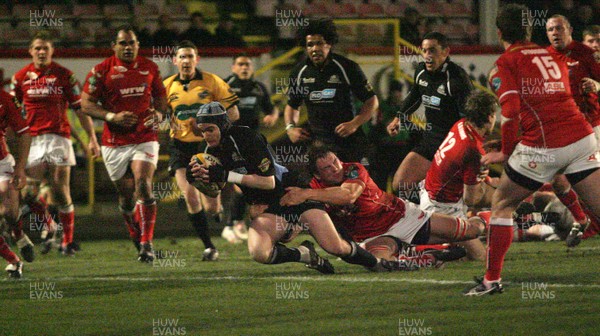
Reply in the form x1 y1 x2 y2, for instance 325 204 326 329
232 52 249 63
113 25 138 43
496 4 532 44
308 145 335 176
176 40 198 54
583 25 600 39
296 19 339 46
422 32 449 49
30 30 54 47
464 91 498 129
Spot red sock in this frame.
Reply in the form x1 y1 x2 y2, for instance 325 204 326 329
59 205 75 246
414 244 448 252
138 201 157 244
28 196 53 232
120 205 140 240
485 218 514 282
556 188 587 224
0 236 19 264
10 219 24 240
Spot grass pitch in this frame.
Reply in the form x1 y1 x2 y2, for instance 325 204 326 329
1 235 599 336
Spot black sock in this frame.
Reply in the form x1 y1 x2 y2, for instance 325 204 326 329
341 241 377 268
268 243 301 264
229 194 246 227
189 211 215 249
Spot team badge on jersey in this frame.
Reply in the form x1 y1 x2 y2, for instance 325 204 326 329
346 165 359 179
492 77 501 91
327 75 341 84
437 84 446 95
258 158 271 172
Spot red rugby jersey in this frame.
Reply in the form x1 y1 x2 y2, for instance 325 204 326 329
83 55 167 147
547 41 600 127
0 90 29 161
425 118 484 203
489 41 592 155
310 162 407 242
11 62 80 137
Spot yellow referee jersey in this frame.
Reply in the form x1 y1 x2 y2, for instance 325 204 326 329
164 69 238 142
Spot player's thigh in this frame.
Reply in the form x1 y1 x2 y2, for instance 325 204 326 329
491 172 534 216
130 143 159 181
393 151 430 190
249 213 288 245
174 168 202 209
199 191 221 214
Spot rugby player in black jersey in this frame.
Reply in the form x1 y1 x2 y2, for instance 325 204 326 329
387 32 473 201
188 102 403 273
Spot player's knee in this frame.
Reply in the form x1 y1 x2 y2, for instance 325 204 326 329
247 244 271 264
466 218 485 237
135 179 153 200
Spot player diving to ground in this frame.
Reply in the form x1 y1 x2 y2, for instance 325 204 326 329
188 102 403 273
279 146 486 265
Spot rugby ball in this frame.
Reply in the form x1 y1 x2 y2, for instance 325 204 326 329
189 153 226 198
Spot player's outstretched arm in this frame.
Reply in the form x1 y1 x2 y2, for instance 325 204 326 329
280 183 363 206
189 162 276 190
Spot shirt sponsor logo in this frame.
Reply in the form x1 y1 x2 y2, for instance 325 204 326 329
114 66 128 72
543 82 565 93
119 85 146 97
302 77 315 83
422 95 441 106
111 74 124 79
418 79 428 87
309 89 336 101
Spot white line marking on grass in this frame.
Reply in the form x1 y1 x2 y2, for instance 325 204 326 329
5 276 599 288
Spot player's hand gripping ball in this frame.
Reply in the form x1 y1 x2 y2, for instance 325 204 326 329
186 153 226 198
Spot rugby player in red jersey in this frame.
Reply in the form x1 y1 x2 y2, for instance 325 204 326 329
11 31 100 256
0 90 32 277
582 25 600 53
421 91 499 261
280 147 486 264
81 26 168 262
545 15 600 245
464 4 600 296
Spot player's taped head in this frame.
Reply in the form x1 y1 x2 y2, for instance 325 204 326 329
196 101 231 133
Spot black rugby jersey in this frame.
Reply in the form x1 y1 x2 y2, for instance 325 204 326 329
287 53 375 140
399 58 473 137
204 126 287 205
224 74 274 130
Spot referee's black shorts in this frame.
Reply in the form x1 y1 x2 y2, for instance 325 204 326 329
167 139 205 176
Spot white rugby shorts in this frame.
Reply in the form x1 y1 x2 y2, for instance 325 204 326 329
101 141 159 181
26 134 76 168
507 134 600 184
